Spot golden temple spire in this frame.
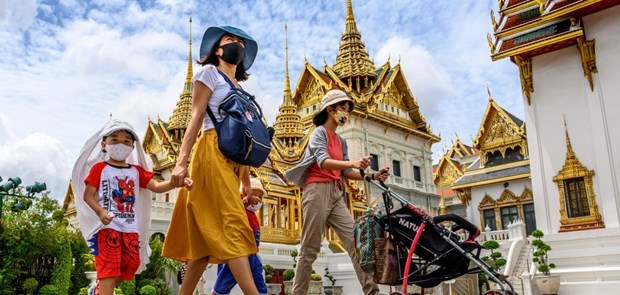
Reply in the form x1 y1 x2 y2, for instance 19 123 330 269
168 17 194 142
332 0 376 92
274 24 303 145
184 17 193 91
283 24 293 106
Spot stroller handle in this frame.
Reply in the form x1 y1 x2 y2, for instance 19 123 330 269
360 169 389 189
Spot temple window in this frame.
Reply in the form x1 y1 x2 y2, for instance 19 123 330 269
523 203 536 235
483 209 497 231
563 177 590 218
500 205 519 229
413 165 421 182
392 160 401 177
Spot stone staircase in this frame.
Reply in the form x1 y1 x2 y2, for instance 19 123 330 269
506 243 532 295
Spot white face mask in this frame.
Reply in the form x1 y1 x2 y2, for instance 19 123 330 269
246 201 263 212
106 144 133 161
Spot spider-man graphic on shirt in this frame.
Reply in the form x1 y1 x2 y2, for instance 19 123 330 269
112 176 136 213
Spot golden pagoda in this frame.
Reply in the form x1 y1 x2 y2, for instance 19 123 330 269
332 0 377 93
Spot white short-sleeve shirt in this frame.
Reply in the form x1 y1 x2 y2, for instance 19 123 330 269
192 64 234 131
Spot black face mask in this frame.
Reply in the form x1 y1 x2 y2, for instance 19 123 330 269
219 42 245 66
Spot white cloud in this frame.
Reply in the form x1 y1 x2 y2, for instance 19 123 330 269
0 0 37 30
374 37 454 119
0 114 71 200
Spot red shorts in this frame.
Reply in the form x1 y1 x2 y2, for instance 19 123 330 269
94 228 140 280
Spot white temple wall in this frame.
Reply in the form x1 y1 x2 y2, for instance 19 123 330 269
526 6 620 232
583 5 620 228
343 115 437 196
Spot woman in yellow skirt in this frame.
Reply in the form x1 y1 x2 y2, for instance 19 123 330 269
163 25 261 295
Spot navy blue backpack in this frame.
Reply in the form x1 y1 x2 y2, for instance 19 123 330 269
206 70 272 167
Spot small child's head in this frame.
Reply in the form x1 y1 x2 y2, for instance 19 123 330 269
241 177 267 212
101 128 136 163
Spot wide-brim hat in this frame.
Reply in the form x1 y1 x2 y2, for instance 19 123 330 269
240 177 267 197
199 25 258 71
312 89 354 119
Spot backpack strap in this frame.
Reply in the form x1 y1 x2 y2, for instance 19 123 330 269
205 69 236 126
205 69 266 125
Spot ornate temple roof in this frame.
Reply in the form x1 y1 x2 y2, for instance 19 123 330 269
472 96 526 152
332 0 376 86
489 0 620 61
450 95 530 190
62 180 75 216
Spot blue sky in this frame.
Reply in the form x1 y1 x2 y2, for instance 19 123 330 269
0 0 522 199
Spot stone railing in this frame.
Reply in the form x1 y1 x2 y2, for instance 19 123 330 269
476 220 527 243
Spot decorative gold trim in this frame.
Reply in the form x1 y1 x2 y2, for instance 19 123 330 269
520 187 534 202
455 187 472 207
501 0 538 15
488 33 497 55
490 10 498 31
553 119 604 232
473 98 527 165
541 0 603 22
576 36 597 91
433 154 463 186
496 0 598 38
477 188 535 230
514 56 534 105
492 29 584 61
479 194 497 209
497 189 518 206
533 0 546 14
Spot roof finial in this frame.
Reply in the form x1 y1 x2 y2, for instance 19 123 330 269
346 0 355 23
487 83 494 101
184 17 194 86
109 113 113 120
283 24 293 105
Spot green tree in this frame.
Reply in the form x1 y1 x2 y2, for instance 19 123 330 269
0 192 79 294
50 241 72 294
531 229 556 276
479 240 507 293
69 231 91 295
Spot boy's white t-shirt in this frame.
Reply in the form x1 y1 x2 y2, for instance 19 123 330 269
192 64 235 131
85 162 153 234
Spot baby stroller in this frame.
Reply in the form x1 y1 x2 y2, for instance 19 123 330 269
358 171 517 295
